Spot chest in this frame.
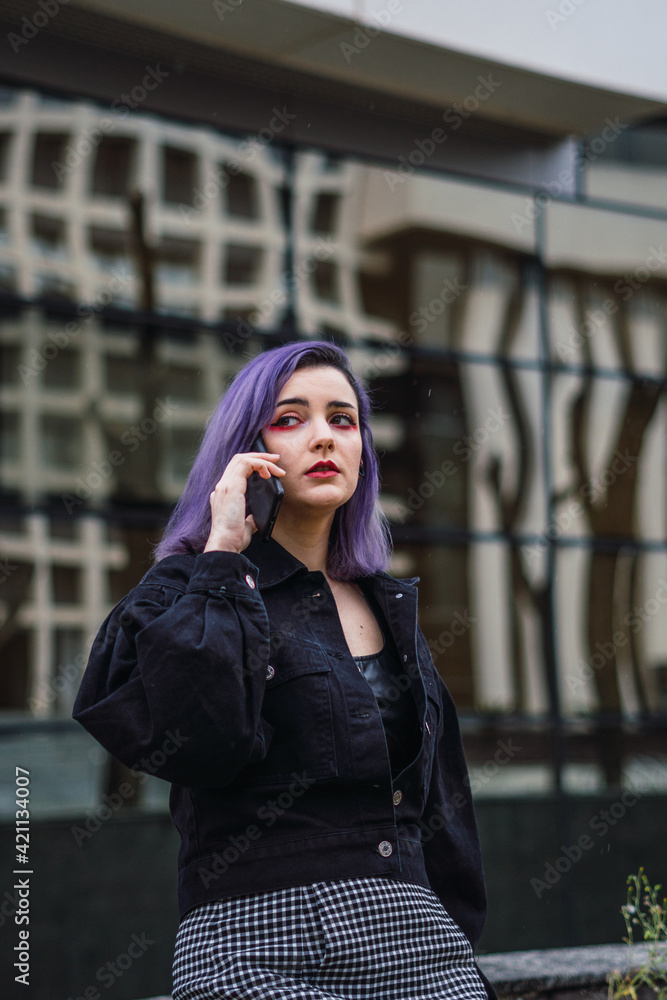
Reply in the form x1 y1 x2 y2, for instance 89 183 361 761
328 582 385 658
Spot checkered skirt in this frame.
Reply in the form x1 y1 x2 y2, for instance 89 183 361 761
172 875 488 999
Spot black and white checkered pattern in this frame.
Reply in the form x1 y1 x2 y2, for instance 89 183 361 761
172 875 488 999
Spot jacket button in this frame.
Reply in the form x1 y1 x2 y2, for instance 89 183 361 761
377 841 393 857
402 654 408 662
393 790 402 806
245 574 256 589
266 664 275 680
425 719 431 734
395 593 403 599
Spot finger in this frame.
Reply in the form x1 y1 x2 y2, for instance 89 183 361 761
248 460 285 475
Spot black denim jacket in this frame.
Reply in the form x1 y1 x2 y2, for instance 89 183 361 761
73 533 496 997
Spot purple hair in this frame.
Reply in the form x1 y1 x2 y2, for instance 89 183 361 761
152 340 393 580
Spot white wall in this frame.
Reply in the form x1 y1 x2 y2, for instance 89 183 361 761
290 0 667 102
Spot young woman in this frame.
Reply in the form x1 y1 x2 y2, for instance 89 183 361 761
73 340 497 999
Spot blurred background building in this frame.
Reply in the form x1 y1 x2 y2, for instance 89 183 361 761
0 1 666 997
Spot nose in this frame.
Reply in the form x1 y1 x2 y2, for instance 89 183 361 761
309 415 335 452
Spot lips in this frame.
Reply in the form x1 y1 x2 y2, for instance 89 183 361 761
306 460 339 474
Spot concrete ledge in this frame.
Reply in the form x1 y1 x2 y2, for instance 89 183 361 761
133 945 667 1000
478 942 667 998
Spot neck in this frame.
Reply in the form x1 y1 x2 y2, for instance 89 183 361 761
270 506 335 576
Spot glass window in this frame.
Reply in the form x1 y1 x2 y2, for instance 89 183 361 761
163 365 202 403
105 354 140 395
163 146 197 205
42 348 80 390
168 426 203 481
0 410 20 462
0 132 10 183
91 137 135 197
0 263 16 292
51 565 81 604
50 517 78 539
0 84 663 826
31 215 67 259
0 344 21 384
311 259 339 302
31 133 68 189
156 237 200 288
89 226 128 273
0 628 31 709
311 192 340 234
40 415 82 469
224 244 263 285
224 170 259 218
52 629 85 715
34 274 75 299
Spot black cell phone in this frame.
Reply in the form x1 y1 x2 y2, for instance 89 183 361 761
245 434 284 542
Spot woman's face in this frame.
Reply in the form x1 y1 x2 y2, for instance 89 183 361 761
261 365 363 516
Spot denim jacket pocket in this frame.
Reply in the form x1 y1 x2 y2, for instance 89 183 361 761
229 633 338 787
420 693 441 797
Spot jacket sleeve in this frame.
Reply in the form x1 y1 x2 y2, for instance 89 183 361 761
72 551 275 788
420 667 489 954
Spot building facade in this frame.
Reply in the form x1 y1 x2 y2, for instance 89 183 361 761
0 0 666 991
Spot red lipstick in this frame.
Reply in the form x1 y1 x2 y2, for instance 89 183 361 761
305 460 339 477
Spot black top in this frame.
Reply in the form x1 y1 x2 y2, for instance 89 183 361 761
352 590 422 779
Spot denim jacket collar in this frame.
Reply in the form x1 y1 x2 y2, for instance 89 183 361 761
243 531 421 594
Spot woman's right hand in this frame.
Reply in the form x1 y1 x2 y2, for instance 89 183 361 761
203 452 285 554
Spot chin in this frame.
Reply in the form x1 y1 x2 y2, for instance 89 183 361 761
290 488 352 512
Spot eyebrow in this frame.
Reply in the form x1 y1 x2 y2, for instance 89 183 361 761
275 396 357 411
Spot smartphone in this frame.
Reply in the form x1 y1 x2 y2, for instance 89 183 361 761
245 434 284 542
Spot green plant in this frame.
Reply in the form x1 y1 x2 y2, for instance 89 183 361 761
608 868 667 999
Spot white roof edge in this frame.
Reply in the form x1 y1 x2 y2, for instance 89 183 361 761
62 0 667 137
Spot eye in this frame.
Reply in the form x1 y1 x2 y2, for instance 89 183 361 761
270 413 301 427
330 413 357 426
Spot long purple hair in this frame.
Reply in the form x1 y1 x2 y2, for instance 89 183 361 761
152 340 393 579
